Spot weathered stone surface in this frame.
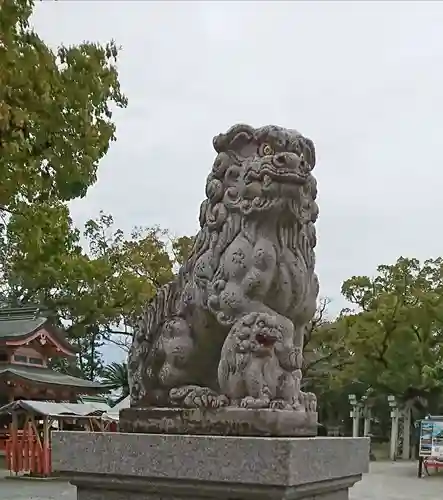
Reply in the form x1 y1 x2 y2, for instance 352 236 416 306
52 431 369 500
6 461 443 500
128 124 319 418
73 480 354 500
119 406 318 436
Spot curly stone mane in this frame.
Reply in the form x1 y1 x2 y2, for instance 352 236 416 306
182 123 317 282
132 121 318 338
181 156 242 283
129 131 246 384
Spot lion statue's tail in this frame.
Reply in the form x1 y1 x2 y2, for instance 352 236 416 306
128 279 181 405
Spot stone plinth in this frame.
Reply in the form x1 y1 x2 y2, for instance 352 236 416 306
52 431 369 500
119 407 318 437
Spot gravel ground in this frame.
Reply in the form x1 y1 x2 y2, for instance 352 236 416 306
0 461 441 499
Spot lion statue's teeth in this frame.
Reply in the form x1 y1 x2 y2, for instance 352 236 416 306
263 174 272 187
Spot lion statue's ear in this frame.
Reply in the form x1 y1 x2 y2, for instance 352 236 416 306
301 137 316 169
199 200 208 229
213 124 255 154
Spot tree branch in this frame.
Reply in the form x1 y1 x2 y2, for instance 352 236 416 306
104 335 131 353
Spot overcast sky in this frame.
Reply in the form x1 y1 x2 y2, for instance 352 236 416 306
31 1 443 362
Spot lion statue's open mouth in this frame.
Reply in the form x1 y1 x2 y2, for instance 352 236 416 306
245 151 312 187
247 165 310 186
255 332 278 347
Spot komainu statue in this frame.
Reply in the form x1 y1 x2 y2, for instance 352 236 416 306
128 124 319 414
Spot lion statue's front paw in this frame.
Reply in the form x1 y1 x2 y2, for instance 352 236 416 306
169 385 223 408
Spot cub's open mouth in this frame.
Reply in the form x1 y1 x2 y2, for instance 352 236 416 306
255 333 277 347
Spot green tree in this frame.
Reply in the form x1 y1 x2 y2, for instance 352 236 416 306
0 203 82 304
0 0 129 380
303 298 354 426
1 204 103 379
0 0 127 211
172 235 195 266
101 361 129 397
340 257 443 414
49 326 105 382
81 213 177 351
1 207 194 378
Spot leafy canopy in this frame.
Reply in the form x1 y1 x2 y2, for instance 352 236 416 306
0 0 127 210
340 257 443 406
1 206 194 378
101 361 129 397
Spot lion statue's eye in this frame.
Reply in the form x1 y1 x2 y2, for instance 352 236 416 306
259 143 274 156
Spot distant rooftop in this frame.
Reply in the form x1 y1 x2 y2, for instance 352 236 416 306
0 364 105 391
0 304 75 353
0 304 51 318
0 400 113 418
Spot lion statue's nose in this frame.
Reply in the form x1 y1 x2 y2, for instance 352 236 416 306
273 153 288 167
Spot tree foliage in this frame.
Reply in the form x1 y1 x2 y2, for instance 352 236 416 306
172 235 194 266
303 298 346 388
304 258 443 426
339 257 443 413
0 0 194 376
302 298 356 426
0 0 127 210
101 361 129 398
1 206 193 379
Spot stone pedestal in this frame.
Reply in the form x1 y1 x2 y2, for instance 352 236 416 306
52 431 369 500
119 407 318 437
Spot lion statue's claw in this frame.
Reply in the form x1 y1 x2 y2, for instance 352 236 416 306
240 396 271 409
169 385 222 409
269 399 291 410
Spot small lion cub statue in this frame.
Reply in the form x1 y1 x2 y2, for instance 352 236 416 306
218 311 314 411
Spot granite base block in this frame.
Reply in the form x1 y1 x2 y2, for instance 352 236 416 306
52 432 369 500
119 406 318 437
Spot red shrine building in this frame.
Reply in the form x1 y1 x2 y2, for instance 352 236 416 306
0 306 104 407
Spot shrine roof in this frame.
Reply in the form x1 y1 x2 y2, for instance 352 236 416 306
0 315 46 339
0 305 75 354
0 363 106 392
